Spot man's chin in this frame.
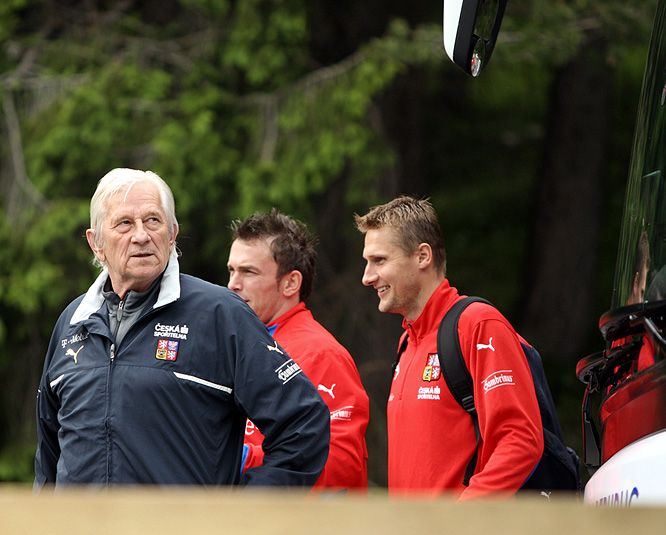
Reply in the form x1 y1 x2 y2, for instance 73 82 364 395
377 300 392 314
378 300 403 317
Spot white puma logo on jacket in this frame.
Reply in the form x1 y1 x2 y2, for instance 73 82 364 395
317 383 336 399
476 338 495 352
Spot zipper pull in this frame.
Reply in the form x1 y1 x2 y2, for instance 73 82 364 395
110 343 116 362
117 299 125 321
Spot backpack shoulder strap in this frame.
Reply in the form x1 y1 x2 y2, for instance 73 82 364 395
438 296 492 412
438 296 492 485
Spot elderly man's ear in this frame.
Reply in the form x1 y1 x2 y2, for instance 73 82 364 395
85 229 105 263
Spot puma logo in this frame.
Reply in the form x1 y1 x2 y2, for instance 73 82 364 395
317 383 336 399
65 345 84 364
476 338 495 352
266 341 283 355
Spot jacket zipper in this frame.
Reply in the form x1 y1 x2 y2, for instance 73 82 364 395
395 324 417 401
114 299 124 340
105 342 116 484
105 298 125 484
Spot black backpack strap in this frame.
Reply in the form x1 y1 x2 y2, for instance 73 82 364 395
438 296 492 486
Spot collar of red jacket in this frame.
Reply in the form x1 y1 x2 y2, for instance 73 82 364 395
267 301 308 332
401 279 461 341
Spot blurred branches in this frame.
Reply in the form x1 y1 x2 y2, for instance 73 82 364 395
0 0 658 483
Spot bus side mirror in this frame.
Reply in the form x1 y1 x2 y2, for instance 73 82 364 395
443 0 508 77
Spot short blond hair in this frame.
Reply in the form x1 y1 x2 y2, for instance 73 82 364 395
355 196 446 274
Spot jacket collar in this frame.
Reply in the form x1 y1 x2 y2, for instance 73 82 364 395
401 279 460 341
69 249 181 325
267 301 308 332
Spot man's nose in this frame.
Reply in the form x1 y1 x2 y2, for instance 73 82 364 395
131 220 149 243
228 272 240 291
361 264 376 286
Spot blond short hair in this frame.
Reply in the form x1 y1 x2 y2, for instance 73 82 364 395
355 196 446 274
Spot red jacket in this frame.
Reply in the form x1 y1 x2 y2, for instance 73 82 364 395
388 280 543 499
244 302 369 490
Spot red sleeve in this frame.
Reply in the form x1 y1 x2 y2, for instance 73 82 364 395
242 419 265 470
457 309 544 500
298 348 369 490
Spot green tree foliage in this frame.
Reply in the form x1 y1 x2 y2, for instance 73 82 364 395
0 0 657 482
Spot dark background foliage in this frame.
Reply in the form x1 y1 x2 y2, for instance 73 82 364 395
0 0 657 484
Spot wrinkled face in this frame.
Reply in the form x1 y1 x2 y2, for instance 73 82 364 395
88 182 176 296
227 238 288 324
361 227 421 319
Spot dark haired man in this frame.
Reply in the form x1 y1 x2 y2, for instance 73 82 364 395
356 196 543 499
228 209 369 490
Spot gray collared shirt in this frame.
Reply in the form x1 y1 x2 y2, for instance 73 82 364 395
102 276 162 346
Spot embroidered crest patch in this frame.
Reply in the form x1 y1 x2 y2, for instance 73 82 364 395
156 338 179 361
422 353 441 382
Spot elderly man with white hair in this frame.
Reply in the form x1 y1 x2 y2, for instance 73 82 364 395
34 168 329 487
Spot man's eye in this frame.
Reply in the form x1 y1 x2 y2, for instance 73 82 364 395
144 217 163 229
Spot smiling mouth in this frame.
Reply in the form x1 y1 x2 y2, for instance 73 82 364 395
377 285 389 296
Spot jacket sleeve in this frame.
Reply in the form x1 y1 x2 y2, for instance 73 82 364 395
34 330 63 488
242 442 265 470
297 348 369 490
228 304 330 487
458 309 544 500
242 419 265 470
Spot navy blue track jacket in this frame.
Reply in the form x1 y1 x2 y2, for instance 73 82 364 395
34 253 329 487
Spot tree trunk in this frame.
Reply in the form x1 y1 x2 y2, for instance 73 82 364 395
520 33 612 364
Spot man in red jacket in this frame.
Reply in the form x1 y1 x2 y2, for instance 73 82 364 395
355 196 543 500
228 209 369 491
